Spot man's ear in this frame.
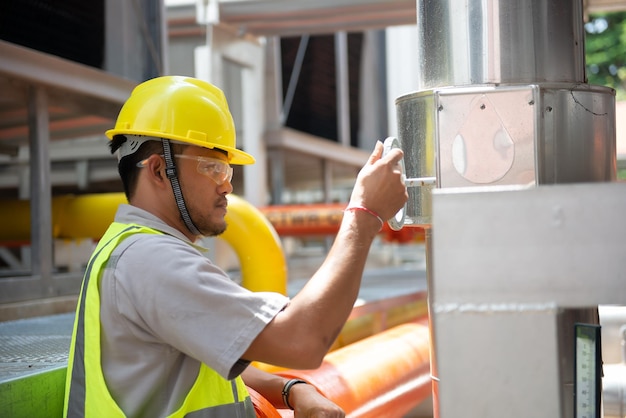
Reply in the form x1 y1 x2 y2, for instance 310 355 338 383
144 154 168 187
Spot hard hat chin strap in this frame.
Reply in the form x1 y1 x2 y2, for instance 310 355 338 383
161 139 201 236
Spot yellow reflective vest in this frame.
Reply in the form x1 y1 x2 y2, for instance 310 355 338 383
63 222 254 417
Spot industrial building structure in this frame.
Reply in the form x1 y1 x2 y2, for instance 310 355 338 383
1 1 626 417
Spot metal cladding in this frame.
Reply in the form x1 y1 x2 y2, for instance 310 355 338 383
415 0 586 88
394 0 616 228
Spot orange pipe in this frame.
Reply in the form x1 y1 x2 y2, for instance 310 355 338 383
259 203 425 243
253 319 431 417
260 203 346 236
247 386 283 418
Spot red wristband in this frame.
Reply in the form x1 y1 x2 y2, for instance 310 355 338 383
345 205 384 230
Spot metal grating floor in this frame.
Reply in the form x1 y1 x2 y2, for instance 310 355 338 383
0 313 74 381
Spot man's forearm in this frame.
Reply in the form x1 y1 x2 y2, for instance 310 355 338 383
241 366 287 408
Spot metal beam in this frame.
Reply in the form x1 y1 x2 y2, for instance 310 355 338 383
0 41 135 106
335 32 351 147
219 0 416 36
266 127 369 167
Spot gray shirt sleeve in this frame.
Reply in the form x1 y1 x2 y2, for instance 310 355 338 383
104 232 290 379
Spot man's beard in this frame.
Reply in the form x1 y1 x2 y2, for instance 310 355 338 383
185 210 227 237
200 221 227 237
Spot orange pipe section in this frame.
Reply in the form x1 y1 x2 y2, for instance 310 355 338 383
260 203 425 243
251 319 431 417
247 387 283 418
260 203 346 236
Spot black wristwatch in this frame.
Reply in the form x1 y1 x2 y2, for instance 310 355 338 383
281 378 309 410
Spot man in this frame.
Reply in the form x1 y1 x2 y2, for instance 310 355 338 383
63 76 407 417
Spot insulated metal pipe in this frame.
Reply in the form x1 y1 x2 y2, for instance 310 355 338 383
415 0 585 89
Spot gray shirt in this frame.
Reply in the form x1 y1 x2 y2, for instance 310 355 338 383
99 204 289 417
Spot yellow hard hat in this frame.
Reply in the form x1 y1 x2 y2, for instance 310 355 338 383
106 76 255 165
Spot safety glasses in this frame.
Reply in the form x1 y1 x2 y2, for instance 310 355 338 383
174 154 233 185
137 154 233 185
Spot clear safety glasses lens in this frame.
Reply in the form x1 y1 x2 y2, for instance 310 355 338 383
174 154 233 185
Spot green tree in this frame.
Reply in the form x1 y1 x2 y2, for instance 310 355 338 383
586 12 626 179
585 11 626 100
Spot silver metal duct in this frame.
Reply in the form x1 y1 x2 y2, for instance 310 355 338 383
395 0 615 227
415 1 586 87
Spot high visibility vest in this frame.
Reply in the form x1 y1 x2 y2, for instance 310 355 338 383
63 222 254 417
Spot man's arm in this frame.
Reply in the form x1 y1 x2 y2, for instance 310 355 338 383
243 141 407 369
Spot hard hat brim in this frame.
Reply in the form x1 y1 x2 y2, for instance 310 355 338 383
106 129 255 165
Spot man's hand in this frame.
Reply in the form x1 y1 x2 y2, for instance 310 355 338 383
289 382 344 418
349 140 408 224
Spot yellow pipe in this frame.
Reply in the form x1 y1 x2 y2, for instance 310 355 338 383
0 193 287 294
0 199 35 243
219 194 287 294
0 194 125 242
54 194 129 240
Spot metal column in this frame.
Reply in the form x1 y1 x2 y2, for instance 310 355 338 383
27 86 53 286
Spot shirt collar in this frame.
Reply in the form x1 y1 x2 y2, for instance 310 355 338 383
114 204 209 252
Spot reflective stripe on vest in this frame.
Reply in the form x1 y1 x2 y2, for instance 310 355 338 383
63 222 254 417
